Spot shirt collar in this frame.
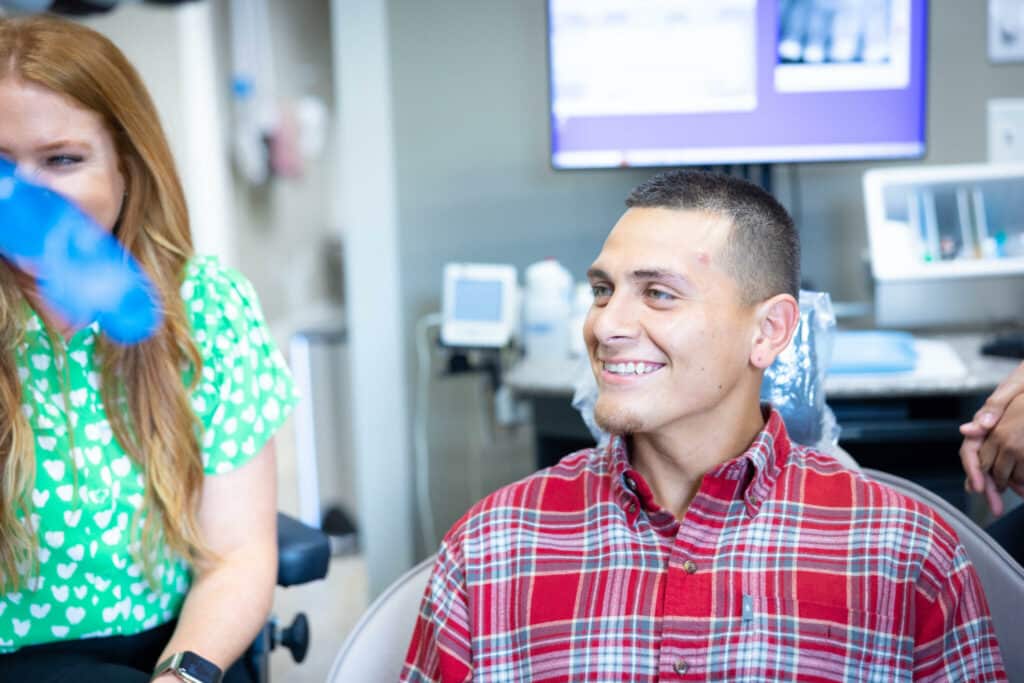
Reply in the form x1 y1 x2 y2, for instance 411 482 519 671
607 405 792 523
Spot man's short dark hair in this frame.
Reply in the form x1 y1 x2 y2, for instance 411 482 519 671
625 170 800 304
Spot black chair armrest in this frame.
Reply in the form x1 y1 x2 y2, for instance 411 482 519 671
277 513 331 587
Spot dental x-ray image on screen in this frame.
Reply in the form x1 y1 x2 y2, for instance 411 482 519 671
776 0 912 93
778 0 898 64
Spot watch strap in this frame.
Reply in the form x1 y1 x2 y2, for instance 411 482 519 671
152 651 223 683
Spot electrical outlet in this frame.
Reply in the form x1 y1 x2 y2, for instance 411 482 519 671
989 0 1024 62
988 98 1024 162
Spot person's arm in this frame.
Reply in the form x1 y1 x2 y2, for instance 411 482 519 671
912 543 1006 681
152 439 278 678
959 361 1024 514
400 541 473 683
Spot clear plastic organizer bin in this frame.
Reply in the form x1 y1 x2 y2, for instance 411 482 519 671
863 163 1024 328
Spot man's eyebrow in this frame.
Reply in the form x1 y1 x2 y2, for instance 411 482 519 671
630 268 694 290
587 267 696 291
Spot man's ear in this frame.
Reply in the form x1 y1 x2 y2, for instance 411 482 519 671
749 294 800 370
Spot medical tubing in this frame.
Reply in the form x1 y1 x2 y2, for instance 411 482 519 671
470 374 492 503
415 312 444 552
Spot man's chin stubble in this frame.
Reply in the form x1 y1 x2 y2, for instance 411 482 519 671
594 402 643 435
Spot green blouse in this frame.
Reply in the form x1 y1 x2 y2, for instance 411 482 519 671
0 255 298 652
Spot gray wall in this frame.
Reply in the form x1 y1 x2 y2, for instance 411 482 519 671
386 0 1024 554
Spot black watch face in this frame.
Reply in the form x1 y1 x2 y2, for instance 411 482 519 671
181 652 222 682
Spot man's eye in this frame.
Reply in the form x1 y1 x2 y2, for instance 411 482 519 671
46 154 83 167
646 288 675 301
590 284 612 299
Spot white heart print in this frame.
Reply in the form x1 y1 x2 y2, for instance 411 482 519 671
12 619 29 637
42 459 64 480
64 509 82 527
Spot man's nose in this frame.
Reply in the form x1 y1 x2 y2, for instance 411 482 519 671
590 291 639 344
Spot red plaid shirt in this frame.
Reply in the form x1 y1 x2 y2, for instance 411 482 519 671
402 408 1006 682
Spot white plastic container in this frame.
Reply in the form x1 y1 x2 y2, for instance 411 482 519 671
522 259 573 361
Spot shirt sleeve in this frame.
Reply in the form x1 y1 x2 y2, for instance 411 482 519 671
400 540 473 683
183 257 300 475
912 542 1006 682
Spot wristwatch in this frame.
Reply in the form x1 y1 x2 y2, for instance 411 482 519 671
152 651 223 683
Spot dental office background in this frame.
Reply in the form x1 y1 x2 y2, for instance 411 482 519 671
59 0 1024 596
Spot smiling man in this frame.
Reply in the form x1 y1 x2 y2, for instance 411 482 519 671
402 171 1005 682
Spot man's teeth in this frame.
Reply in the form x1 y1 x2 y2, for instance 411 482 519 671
604 361 659 376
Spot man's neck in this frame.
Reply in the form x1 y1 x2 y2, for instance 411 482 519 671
630 396 767 520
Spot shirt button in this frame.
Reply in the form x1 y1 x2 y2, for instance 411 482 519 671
682 560 697 574
627 503 637 513
625 476 638 491
673 659 688 675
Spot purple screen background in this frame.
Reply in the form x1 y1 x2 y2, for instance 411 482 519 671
550 0 927 166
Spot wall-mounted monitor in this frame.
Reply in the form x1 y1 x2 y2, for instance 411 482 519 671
547 0 928 169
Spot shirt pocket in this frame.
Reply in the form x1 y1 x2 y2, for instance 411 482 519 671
733 595 907 682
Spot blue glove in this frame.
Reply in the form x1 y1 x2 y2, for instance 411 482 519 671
0 157 162 343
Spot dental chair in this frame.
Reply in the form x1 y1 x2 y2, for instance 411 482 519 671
863 469 1024 676
327 555 433 682
229 512 331 682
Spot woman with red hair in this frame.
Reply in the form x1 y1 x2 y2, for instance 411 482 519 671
0 14 296 682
